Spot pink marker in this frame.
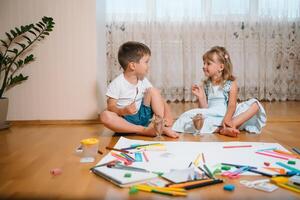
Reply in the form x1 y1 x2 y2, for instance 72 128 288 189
223 145 252 148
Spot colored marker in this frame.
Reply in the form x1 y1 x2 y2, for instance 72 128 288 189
255 151 289 160
276 162 300 173
142 151 149 162
292 147 300 155
223 145 252 148
106 146 130 154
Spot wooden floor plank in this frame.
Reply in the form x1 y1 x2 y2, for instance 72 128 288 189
0 101 299 199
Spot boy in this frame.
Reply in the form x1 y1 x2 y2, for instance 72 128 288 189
100 41 179 138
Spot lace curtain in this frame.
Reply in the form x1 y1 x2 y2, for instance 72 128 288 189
105 0 300 101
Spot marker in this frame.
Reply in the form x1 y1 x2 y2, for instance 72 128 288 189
122 143 162 150
106 146 130 154
184 179 223 190
203 164 214 179
221 163 257 169
255 151 289 160
89 160 118 170
142 151 149 162
292 147 300 155
223 145 252 148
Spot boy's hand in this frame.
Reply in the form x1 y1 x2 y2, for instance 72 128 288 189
192 84 205 99
122 102 137 116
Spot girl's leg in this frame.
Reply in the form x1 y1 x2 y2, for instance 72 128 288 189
232 102 259 128
218 103 259 137
99 110 156 136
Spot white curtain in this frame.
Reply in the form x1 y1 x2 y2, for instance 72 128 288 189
105 0 300 101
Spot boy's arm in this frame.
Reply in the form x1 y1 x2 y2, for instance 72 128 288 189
223 80 238 127
107 97 137 116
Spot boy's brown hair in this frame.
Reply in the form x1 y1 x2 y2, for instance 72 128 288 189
118 41 151 70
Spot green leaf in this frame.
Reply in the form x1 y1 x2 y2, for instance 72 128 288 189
15 42 26 49
10 29 17 37
5 32 13 41
38 22 45 27
15 27 22 34
33 26 40 33
43 32 49 35
22 35 31 43
7 48 18 55
0 40 8 48
8 74 28 87
36 23 43 30
28 30 37 36
24 54 34 64
17 59 24 67
40 35 45 39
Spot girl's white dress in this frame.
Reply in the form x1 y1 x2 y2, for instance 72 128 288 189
172 81 267 134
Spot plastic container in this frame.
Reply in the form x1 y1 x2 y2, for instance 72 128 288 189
80 138 99 162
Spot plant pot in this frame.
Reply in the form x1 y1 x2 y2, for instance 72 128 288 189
0 98 10 130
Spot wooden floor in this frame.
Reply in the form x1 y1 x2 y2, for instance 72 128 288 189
0 101 299 199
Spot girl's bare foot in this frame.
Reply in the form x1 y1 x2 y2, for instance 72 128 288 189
220 127 240 137
163 127 179 138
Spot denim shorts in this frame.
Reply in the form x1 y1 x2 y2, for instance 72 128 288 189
123 103 153 127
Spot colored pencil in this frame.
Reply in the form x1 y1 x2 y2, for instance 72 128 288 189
255 151 289 160
168 179 214 188
223 145 252 148
194 154 201 166
203 164 214 179
292 147 300 155
221 163 257 169
106 146 130 154
276 162 300 173
122 143 161 150
142 151 149 162
184 179 223 190
202 153 206 164
248 169 274 177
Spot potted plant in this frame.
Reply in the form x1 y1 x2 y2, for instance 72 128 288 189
0 16 55 130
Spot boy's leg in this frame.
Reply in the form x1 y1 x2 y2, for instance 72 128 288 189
163 101 174 127
99 110 156 136
143 88 179 138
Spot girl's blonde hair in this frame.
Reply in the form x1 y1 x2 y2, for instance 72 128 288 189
203 46 235 83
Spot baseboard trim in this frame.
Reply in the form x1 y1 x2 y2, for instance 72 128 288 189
10 120 101 125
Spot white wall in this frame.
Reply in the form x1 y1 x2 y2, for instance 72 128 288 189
0 0 106 120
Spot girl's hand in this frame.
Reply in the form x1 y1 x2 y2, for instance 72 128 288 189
192 84 205 99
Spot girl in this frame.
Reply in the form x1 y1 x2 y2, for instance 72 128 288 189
172 46 266 137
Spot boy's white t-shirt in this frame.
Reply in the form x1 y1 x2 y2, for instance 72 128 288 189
106 73 153 111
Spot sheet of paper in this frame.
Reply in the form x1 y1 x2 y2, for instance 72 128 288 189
96 137 300 175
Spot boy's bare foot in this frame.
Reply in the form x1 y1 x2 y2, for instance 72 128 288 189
220 127 240 137
163 127 179 138
141 126 157 136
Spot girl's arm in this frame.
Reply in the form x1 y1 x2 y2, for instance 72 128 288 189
223 80 238 128
192 84 208 108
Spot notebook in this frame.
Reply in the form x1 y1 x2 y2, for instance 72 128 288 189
91 166 158 187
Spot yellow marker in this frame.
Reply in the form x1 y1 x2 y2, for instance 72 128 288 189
137 184 186 192
135 185 187 196
194 153 201 166
271 177 300 193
